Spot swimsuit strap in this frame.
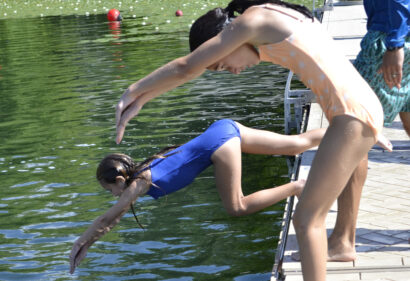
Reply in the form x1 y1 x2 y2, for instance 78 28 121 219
260 3 308 22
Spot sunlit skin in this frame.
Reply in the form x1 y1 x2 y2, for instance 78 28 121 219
207 44 260 74
69 121 327 275
110 3 394 280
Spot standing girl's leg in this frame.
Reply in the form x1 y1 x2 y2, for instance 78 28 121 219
292 115 375 281
328 155 368 261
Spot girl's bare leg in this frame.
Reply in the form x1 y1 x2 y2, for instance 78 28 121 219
292 115 375 281
399 112 410 137
236 122 325 156
290 156 368 262
328 155 367 261
211 137 305 216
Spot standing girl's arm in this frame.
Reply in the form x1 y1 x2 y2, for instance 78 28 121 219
69 180 146 274
116 11 263 143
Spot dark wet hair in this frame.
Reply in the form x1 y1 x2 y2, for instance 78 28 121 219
96 146 179 228
96 146 179 185
189 0 314 51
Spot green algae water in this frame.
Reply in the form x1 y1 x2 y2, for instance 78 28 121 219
0 1 317 280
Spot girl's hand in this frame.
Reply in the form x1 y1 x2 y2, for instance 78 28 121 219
116 92 144 144
294 179 306 198
378 48 404 90
69 239 91 274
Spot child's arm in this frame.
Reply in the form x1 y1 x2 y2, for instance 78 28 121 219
115 12 262 144
69 181 142 274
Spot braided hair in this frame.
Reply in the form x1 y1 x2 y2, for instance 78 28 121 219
189 0 313 52
96 146 179 228
96 146 179 186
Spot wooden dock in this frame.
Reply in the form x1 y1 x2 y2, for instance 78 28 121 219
272 1 410 280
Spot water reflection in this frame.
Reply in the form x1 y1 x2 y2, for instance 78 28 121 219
0 13 290 280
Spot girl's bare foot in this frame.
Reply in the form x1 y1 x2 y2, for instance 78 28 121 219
291 248 356 262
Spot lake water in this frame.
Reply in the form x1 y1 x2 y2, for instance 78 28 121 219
0 2 306 280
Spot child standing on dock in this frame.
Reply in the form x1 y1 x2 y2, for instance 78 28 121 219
69 119 325 273
114 1 392 280
354 0 410 136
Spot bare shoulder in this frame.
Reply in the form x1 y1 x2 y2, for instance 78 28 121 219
239 5 295 45
237 6 272 30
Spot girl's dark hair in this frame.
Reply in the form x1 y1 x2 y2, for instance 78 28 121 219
96 146 179 228
96 146 179 186
189 0 313 52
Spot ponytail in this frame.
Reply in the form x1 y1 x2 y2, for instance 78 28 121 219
189 7 232 52
189 0 313 51
225 0 313 19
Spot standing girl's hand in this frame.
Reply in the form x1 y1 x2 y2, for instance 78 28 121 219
116 91 145 144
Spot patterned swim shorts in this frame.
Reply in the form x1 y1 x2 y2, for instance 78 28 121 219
354 31 409 126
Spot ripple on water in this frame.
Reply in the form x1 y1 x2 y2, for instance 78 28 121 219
0 8 289 279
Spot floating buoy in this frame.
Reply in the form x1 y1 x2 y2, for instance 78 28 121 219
175 9 183 17
107 9 122 21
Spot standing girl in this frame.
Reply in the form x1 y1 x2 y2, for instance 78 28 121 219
114 1 392 280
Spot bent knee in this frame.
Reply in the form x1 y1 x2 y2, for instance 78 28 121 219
225 205 247 217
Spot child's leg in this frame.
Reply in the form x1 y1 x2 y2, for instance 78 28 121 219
292 115 375 281
328 155 367 261
211 137 305 216
399 112 410 137
291 155 368 262
235 122 325 155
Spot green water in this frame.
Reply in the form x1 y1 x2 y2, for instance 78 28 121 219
0 0 318 20
0 1 317 280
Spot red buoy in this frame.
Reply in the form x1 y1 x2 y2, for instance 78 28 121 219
175 9 183 17
107 9 122 21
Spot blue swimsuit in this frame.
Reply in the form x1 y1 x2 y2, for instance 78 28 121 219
146 119 241 199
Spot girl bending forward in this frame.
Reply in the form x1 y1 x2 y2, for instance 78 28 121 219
69 119 325 274
115 1 392 280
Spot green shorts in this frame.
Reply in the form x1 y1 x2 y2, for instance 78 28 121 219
354 31 409 126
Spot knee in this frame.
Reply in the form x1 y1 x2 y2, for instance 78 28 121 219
292 208 309 234
225 205 247 217
292 206 320 235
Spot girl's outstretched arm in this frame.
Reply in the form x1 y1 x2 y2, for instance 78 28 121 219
69 181 145 274
115 10 263 144
115 58 206 144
